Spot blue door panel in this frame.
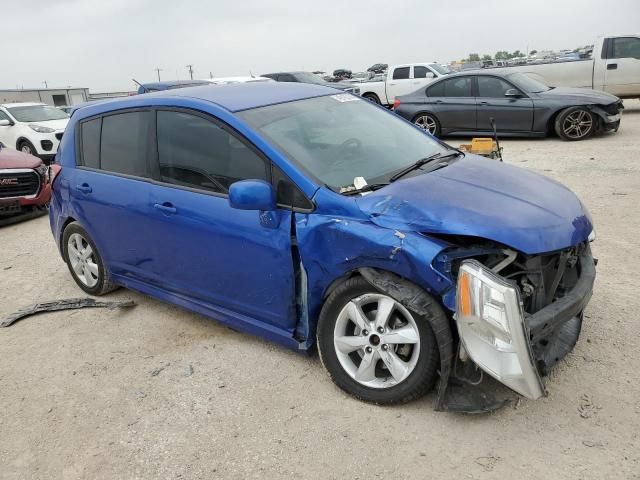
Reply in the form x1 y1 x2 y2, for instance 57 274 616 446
147 184 296 330
69 168 155 281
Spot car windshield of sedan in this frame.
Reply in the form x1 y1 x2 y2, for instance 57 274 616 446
294 72 331 85
7 105 69 122
238 95 447 190
507 72 551 93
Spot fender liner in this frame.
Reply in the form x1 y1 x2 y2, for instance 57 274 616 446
358 267 453 410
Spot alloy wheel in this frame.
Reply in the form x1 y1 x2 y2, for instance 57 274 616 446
562 110 593 139
414 115 437 134
333 294 420 389
67 233 99 288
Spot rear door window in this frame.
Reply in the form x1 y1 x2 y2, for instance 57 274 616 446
427 78 473 97
392 67 410 80
100 111 151 177
155 110 268 193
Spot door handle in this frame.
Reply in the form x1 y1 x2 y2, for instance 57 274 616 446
479 101 489 105
76 183 92 193
434 100 443 104
607 63 618 70
154 203 177 214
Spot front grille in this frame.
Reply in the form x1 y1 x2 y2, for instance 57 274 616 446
55 132 63 141
0 170 40 199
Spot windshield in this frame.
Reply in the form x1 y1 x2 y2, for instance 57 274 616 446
238 95 447 189
294 72 330 85
430 64 452 75
7 105 69 122
507 72 551 93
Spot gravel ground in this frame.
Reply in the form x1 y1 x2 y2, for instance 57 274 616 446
1 101 639 480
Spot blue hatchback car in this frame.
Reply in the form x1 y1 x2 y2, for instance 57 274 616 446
49 82 596 410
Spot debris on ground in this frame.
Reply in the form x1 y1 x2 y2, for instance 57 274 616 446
0 298 136 328
474 455 502 472
578 393 600 418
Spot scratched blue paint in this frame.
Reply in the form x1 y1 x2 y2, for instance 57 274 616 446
50 82 593 351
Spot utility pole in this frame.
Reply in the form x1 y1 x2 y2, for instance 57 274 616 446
154 67 163 81
186 64 194 80
43 80 48 89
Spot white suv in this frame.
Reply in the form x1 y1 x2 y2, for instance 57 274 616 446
0 103 69 164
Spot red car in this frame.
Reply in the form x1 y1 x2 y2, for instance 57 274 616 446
0 143 53 225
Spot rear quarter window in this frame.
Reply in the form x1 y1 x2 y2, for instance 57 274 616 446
79 118 101 169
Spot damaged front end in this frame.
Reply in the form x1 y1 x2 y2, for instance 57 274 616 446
433 237 596 412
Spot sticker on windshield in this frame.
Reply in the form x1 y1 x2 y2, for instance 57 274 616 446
330 93 358 102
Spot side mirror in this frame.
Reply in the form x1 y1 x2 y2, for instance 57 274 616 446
229 180 276 211
426 72 435 79
505 88 521 97
0 119 12 127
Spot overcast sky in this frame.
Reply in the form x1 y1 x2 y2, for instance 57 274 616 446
2 0 639 92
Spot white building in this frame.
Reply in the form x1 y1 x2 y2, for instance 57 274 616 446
0 87 89 106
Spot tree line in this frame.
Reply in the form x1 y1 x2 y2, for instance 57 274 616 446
466 50 537 62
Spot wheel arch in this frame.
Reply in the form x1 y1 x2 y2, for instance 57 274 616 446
15 136 34 150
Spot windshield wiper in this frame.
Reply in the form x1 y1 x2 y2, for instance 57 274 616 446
340 183 389 196
389 150 463 183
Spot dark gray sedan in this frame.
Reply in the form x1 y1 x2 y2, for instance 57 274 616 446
393 71 623 140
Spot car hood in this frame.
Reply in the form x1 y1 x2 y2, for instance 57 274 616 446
536 87 619 104
0 146 42 169
355 155 592 254
25 118 69 130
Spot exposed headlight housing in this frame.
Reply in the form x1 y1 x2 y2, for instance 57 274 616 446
29 124 55 133
456 260 544 399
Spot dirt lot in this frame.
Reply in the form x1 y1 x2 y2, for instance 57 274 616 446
1 101 640 480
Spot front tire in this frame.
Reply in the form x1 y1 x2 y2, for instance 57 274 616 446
62 222 118 295
413 113 441 137
317 276 440 405
554 107 595 141
18 140 37 156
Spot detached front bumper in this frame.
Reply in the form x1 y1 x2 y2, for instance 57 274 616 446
453 245 595 402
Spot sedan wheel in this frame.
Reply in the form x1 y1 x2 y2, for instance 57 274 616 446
555 107 595 141
413 114 439 136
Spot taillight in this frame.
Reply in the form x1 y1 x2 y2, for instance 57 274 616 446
392 98 401 110
50 164 62 187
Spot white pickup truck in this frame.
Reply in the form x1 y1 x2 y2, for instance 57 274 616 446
355 63 451 106
484 34 640 99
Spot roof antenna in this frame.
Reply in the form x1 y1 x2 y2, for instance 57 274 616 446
131 78 146 93
489 117 503 162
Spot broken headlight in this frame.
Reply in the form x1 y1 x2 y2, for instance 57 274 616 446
456 259 544 399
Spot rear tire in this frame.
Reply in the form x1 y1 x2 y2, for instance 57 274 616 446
363 93 381 104
317 276 440 405
554 107 595 141
413 113 441 137
62 222 118 296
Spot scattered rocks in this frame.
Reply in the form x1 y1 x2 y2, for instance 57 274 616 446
578 393 601 418
475 455 501 472
582 440 604 448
